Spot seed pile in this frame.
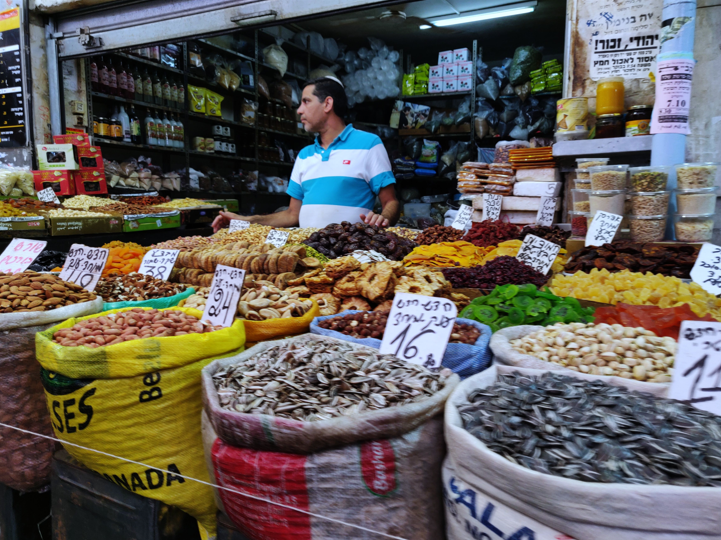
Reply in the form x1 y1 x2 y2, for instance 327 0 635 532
96 273 188 302
461 371 721 486
0 272 96 312
213 336 451 421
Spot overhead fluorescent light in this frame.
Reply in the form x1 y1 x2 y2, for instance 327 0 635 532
420 1 537 28
420 24 432 29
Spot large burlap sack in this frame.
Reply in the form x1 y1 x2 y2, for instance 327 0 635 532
444 365 719 540
102 287 196 311
490 326 670 395
0 296 103 331
36 307 247 539
311 311 493 379
243 299 320 343
202 411 445 540
202 333 459 454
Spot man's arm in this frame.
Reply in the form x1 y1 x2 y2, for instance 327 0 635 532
212 198 301 233
361 185 400 227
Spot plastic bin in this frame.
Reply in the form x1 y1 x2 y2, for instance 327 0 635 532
675 187 717 214
588 165 628 190
628 166 669 192
589 189 625 216
629 214 667 242
675 162 719 189
674 213 716 242
571 188 590 212
629 191 670 216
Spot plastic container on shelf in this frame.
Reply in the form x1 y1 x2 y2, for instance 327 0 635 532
628 166 670 192
588 164 628 190
675 187 718 214
576 157 610 169
596 77 625 115
589 189 626 216
575 168 591 182
571 188 591 212
675 163 719 189
574 179 591 189
569 211 589 236
674 213 716 242
629 191 670 216
629 214 667 242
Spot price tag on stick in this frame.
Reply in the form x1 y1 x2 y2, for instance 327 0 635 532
669 321 721 415
515 234 561 275
690 243 721 297
0 238 48 274
138 249 180 281
482 194 503 221
535 196 558 227
379 293 457 371
202 264 245 327
59 244 109 292
265 230 290 248
229 219 250 232
585 211 622 247
451 204 474 230
37 187 60 204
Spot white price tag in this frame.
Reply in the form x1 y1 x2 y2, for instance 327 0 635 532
585 211 622 247
669 321 721 415
515 234 561 275
202 264 245 327
379 293 457 371
451 204 474 230
138 249 180 281
37 187 60 204
690 243 721 297
351 250 389 264
482 194 503 221
0 238 48 274
229 219 251 232
59 244 109 292
265 230 290 248
535 196 558 227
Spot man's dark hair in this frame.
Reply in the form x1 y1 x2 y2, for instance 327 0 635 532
304 77 348 118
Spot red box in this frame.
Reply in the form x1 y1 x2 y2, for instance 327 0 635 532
33 170 76 196
72 168 108 195
53 133 92 147
77 145 103 169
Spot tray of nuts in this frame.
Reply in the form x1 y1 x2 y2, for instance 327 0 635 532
96 273 190 305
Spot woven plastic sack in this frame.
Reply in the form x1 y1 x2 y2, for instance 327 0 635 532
243 300 320 343
201 334 460 454
0 296 103 331
310 310 493 379
102 287 196 312
36 307 247 539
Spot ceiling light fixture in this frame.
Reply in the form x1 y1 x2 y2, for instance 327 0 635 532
420 24 432 29
420 1 537 29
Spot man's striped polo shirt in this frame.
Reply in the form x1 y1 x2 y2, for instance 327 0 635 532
286 124 396 228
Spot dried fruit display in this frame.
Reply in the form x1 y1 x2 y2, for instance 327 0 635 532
94 202 170 215
403 242 491 268
591 303 716 340
462 220 520 248
0 272 96 313
481 240 569 275
303 222 416 260
116 195 169 206
415 225 465 245
96 274 188 303
6 198 63 213
442 256 550 289
518 225 571 247
151 236 213 252
564 241 699 278
102 245 149 276
0 202 40 217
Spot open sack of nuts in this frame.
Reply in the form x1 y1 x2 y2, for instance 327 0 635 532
311 310 493 379
96 273 195 310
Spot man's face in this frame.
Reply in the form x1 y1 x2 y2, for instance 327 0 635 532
298 85 330 133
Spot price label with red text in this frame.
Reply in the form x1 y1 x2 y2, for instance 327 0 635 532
0 239 47 274
59 244 109 292
202 264 245 327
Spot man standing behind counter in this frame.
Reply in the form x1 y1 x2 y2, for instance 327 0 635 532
212 76 400 232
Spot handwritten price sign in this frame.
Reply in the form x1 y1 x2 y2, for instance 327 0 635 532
265 230 290 248
515 234 561 275
351 250 390 264
229 219 250 232
669 321 721 415
451 204 474 230
37 187 60 204
482 194 503 221
202 264 245 327
0 239 48 274
690 243 721 297
585 211 622 247
535 196 558 227
59 244 109 292
138 249 180 281
379 293 457 370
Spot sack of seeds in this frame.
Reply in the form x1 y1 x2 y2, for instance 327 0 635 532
443 365 718 540
102 287 196 311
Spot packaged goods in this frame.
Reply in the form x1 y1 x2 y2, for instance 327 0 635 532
674 187 717 214
589 165 628 190
675 162 718 189
674 213 715 242
596 76 625 115
188 85 206 114
205 90 224 117
628 167 669 191
629 215 666 242
36 143 80 170
0 166 36 196
629 191 670 216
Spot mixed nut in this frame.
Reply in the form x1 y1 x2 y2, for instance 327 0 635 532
95 273 188 303
415 225 465 245
0 272 96 313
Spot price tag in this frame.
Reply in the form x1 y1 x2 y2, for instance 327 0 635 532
229 219 251 232
37 187 60 204
585 211 622 247
202 264 245 327
59 244 109 292
351 250 390 263
535 196 558 227
451 204 474 230
482 194 503 221
265 230 290 248
690 243 721 296
138 249 180 281
379 293 457 371
515 234 561 275
669 321 721 415
0 238 48 274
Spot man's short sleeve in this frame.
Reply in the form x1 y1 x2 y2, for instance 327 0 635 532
366 142 396 194
287 160 304 200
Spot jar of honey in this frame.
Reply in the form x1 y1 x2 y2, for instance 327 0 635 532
596 77 625 115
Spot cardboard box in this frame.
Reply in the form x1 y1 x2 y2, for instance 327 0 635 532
77 145 103 169
443 78 459 92
49 215 122 236
515 168 562 182
429 78 444 93
32 170 76 196
123 212 181 233
458 75 473 92
36 144 79 170
53 134 92 147
458 60 473 76
454 48 470 62
0 217 46 234
513 181 563 197
443 63 459 77
72 168 108 195
500 196 562 211
429 65 443 78
438 50 453 64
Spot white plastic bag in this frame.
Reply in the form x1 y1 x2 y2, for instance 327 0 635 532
0 297 103 331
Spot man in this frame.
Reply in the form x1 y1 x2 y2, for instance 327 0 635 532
212 76 400 232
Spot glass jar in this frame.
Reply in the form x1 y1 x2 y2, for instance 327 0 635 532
675 187 718 214
596 77 625 115
629 191 670 216
629 215 667 242
571 189 591 212
628 166 669 191
625 105 652 136
674 213 716 242
675 163 719 189
588 165 628 190
596 113 625 139
590 189 626 216
98 117 109 137
570 211 589 237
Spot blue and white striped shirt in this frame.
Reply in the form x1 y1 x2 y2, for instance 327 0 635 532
286 124 396 228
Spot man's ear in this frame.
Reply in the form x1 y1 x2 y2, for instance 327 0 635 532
323 96 334 114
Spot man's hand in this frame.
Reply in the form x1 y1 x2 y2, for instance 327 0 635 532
361 211 389 228
212 211 251 233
